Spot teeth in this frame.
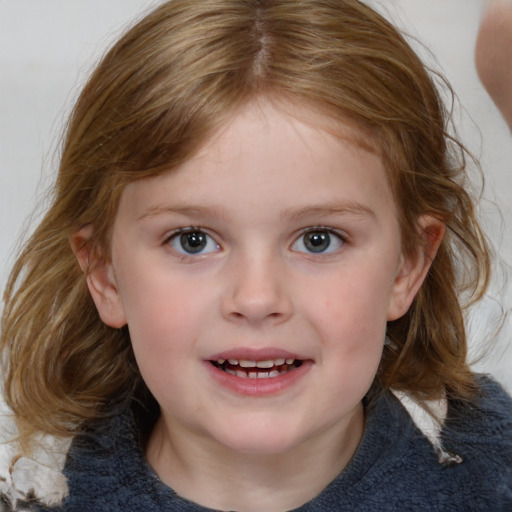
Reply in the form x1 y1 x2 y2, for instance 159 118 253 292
239 360 256 368
256 360 274 369
215 357 300 379
220 358 295 368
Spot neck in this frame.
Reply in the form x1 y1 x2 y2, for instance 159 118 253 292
146 404 364 512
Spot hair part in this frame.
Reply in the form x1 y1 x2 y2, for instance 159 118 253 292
2 0 490 447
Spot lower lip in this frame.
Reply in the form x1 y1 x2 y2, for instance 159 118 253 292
205 361 313 396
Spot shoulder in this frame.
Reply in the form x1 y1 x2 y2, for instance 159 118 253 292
444 374 512 444
57 401 169 512
337 377 512 511
439 375 512 510
0 402 134 512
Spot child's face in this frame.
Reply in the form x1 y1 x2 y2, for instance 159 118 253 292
93 100 427 456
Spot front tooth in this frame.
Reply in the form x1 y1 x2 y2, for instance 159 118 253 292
256 360 274 369
239 360 256 368
257 372 270 378
269 370 280 378
285 358 295 364
248 372 258 379
274 358 286 366
228 359 239 365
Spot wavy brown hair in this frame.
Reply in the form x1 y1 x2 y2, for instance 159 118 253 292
1 0 490 446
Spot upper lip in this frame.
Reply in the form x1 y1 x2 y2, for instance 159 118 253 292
208 348 310 362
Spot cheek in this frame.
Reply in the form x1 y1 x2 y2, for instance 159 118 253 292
118 273 213 367
322 307 385 403
314 269 394 332
124 290 205 404
306 268 392 380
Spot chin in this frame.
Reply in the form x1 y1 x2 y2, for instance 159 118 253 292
208 417 310 456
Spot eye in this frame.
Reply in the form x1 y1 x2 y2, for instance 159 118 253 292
292 229 344 254
168 229 220 255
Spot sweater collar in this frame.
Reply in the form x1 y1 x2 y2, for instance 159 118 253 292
63 390 418 510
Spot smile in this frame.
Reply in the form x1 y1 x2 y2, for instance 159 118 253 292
211 358 302 379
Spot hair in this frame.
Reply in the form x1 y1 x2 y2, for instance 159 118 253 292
1 0 490 447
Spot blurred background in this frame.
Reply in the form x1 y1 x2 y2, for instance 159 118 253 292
1 0 511 390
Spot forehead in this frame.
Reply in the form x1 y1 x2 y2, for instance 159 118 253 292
116 99 396 225
201 97 383 162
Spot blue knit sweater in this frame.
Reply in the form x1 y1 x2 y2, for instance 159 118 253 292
37 376 512 511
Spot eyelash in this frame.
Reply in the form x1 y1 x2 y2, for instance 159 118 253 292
165 227 220 256
164 226 348 257
291 227 347 255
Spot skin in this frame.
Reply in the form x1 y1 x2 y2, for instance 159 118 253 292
74 99 443 511
476 0 512 129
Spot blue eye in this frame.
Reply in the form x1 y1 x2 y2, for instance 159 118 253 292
169 229 219 255
292 229 344 254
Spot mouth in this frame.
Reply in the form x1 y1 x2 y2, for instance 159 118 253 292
210 358 303 379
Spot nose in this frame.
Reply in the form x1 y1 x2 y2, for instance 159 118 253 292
221 253 293 326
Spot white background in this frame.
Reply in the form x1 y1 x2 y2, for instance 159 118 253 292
1 0 511 390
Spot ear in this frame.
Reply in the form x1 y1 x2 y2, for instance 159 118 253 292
387 215 445 321
71 226 127 328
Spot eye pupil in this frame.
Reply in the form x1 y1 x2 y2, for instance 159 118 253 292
180 232 206 253
304 232 331 253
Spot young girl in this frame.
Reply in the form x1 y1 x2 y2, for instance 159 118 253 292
1 0 511 510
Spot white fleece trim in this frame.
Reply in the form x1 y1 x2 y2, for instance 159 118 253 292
0 398 70 508
391 390 463 464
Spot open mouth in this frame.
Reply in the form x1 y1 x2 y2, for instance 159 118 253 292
210 358 303 379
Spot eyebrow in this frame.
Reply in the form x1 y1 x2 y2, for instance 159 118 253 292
137 202 375 223
282 203 376 223
137 205 230 222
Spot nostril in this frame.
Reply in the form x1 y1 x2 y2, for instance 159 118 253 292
228 309 286 323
